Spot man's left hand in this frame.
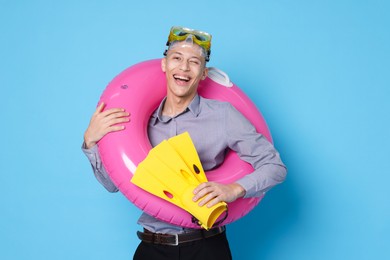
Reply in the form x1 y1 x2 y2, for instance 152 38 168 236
192 182 246 208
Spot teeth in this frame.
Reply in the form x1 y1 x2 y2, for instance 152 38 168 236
174 75 190 81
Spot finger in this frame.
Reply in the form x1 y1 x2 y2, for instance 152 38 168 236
206 197 223 208
108 125 126 132
96 110 127 125
101 115 129 130
198 192 219 207
107 116 131 127
108 111 130 120
100 107 126 117
94 102 105 114
194 185 219 204
99 125 126 138
102 113 130 127
193 182 211 195
192 185 213 202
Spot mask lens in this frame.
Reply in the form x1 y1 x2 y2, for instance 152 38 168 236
173 28 189 37
193 34 206 42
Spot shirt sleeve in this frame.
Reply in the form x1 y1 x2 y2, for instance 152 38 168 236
81 142 119 193
224 104 287 198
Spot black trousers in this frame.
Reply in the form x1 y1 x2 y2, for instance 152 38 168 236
133 231 232 260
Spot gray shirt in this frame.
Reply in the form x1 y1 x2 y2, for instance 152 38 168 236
82 94 287 234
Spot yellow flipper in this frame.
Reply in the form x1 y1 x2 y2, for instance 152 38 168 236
131 132 227 230
167 132 208 184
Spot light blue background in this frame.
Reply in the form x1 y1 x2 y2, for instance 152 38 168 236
1 1 389 259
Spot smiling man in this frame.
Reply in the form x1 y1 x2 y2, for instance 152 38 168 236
82 26 287 260
161 37 208 117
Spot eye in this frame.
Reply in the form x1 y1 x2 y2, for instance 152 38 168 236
190 59 200 65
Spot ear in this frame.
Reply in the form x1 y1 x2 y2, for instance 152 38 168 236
161 58 167 72
201 67 208 80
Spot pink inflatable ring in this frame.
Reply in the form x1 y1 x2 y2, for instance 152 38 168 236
98 59 272 228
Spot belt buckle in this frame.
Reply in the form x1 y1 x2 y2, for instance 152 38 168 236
168 234 179 246
218 226 225 233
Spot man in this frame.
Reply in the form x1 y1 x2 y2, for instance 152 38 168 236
82 26 287 260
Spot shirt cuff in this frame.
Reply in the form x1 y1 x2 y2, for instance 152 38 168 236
235 176 265 198
81 142 101 168
235 164 287 198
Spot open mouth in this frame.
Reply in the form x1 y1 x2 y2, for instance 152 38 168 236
173 74 191 84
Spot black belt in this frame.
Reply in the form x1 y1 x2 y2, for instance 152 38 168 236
137 226 226 246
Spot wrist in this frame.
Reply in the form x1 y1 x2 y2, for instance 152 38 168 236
84 134 96 149
229 183 246 199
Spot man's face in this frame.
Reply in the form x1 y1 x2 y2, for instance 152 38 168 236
161 43 208 100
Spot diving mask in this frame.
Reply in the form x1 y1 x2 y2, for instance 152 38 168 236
164 26 212 62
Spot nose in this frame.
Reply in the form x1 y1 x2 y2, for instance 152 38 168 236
179 60 190 71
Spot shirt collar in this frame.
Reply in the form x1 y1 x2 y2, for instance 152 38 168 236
151 94 201 125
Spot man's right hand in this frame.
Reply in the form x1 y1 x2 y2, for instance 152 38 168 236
83 102 130 149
